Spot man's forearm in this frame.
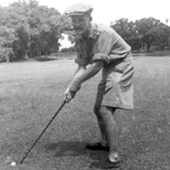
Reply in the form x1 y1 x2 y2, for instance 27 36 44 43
76 61 103 83
69 61 104 92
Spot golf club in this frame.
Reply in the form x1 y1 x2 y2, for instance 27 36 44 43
19 100 66 164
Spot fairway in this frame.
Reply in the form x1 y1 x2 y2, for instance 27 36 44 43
0 56 170 170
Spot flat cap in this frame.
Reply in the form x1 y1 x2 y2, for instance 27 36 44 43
65 3 93 16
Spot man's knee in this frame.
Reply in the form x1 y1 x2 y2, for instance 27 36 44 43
94 104 103 119
94 105 116 119
94 105 113 118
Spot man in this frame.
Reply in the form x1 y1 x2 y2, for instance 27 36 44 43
64 3 134 169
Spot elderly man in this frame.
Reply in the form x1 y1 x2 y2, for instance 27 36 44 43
64 3 134 169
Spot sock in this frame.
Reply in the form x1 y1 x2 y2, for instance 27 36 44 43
109 153 120 162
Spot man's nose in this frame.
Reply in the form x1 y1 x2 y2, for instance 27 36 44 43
74 21 80 27
75 23 80 28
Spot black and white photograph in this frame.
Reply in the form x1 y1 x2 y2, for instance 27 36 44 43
0 0 170 169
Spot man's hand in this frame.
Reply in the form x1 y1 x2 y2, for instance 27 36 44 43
64 89 76 103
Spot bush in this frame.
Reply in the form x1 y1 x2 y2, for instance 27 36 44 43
0 48 16 62
0 54 6 63
60 46 75 52
0 48 7 62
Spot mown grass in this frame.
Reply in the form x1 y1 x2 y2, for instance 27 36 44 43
0 56 170 170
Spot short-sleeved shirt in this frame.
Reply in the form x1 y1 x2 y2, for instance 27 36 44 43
74 22 131 66
74 23 134 109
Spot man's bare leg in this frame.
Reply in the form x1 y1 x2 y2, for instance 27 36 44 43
94 106 109 147
96 105 120 162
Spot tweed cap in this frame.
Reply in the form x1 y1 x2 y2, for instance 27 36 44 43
65 3 93 16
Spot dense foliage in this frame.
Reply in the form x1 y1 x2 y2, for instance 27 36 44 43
0 0 65 62
111 18 170 52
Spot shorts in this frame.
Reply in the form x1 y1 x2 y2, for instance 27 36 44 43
95 55 134 109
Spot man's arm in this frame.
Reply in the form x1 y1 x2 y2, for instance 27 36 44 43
69 60 104 92
64 60 104 102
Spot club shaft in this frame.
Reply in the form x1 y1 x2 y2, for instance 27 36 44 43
20 101 66 164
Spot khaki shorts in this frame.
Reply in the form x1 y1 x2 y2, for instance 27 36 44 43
95 56 134 109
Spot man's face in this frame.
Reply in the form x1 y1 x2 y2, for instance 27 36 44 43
71 15 91 35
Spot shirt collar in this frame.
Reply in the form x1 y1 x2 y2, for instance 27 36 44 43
88 22 97 39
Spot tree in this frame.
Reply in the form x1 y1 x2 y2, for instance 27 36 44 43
110 17 170 52
111 18 142 51
0 0 63 60
1 1 31 60
0 25 18 61
135 17 162 51
13 26 29 60
146 24 169 50
25 1 62 57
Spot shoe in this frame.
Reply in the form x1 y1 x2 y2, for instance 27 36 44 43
89 159 122 169
85 142 109 151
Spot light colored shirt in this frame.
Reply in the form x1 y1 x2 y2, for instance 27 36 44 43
74 22 131 66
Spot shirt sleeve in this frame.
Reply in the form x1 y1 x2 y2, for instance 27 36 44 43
92 31 114 64
92 29 131 64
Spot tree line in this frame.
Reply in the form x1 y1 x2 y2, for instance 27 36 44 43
111 18 170 52
0 0 170 62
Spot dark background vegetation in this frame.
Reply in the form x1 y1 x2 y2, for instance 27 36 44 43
0 0 170 63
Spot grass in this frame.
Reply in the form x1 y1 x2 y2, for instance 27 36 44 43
132 50 170 57
0 56 170 170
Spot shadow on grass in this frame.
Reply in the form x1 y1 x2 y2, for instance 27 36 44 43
45 141 112 169
45 141 108 160
45 141 87 157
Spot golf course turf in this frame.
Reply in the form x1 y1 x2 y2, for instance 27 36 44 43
0 56 170 170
